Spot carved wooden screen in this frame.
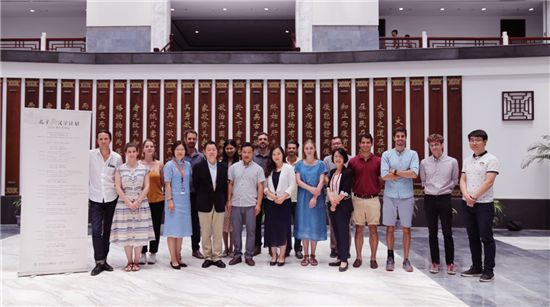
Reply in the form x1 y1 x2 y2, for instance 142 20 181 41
147 80 161 149
285 80 299 146
79 80 93 148
337 79 352 153
373 78 388 157
61 79 75 110
25 79 39 108
355 79 370 140
129 80 144 147
391 77 406 148
112 80 127 157
320 79 333 158
198 80 212 151
163 80 178 160
43 79 57 109
302 80 316 153
5 78 21 195
447 76 463 194
95 80 110 141
232 80 246 148
410 77 425 186
215 80 229 158
267 80 281 146
250 80 263 145
429 77 444 135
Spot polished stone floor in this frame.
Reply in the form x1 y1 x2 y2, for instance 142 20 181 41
1 225 549 306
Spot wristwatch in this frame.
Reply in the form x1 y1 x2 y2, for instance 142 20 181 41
394 169 398 175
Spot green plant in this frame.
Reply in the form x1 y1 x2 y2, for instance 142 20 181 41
451 207 458 221
13 197 21 216
521 135 550 169
493 199 505 226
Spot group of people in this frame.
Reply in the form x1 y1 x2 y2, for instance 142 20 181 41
88 127 499 282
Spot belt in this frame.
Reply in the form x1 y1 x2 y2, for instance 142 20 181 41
354 194 378 199
425 194 451 198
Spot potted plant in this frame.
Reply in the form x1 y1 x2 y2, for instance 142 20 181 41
521 135 550 169
493 199 505 227
13 197 21 227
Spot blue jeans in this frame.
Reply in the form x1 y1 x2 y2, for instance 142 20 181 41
89 198 118 262
462 201 495 270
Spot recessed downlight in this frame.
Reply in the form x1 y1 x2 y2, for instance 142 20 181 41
285 30 289 33
223 8 227 11
30 9 35 12
195 31 199 34
264 8 269 11
170 8 174 11
481 8 486 11
529 8 534 11
399 7 403 11
440 8 445 11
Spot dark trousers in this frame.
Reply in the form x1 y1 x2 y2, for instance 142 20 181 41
255 198 266 248
89 198 118 262
329 205 351 263
462 201 496 270
286 201 302 253
424 194 454 265
190 193 201 252
142 200 164 254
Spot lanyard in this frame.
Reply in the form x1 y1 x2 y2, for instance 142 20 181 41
331 172 342 194
173 158 185 194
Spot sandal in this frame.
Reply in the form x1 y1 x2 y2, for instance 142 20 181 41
132 263 141 271
301 255 309 266
310 254 318 266
124 263 133 272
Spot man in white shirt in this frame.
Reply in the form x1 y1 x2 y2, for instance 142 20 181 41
88 130 123 276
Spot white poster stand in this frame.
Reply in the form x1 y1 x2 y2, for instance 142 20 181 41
19 109 91 277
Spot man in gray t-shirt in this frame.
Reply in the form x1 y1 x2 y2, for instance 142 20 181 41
227 142 266 266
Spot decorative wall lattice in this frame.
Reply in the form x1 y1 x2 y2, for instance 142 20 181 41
502 91 534 121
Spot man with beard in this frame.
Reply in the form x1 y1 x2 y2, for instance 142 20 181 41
381 127 419 273
284 140 303 259
252 132 270 255
183 129 205 259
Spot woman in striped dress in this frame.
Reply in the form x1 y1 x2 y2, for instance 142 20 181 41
111 142 155 272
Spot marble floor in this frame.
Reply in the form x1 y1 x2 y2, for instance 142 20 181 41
1 225 549 306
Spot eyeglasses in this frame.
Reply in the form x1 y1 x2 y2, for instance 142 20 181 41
469 139 484 144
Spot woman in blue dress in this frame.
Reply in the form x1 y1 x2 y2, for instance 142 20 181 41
294 139 328 266
163 140 193 269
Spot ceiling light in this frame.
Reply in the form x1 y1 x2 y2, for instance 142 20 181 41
529 8 534 11
440 8 445 11
399 8 403 11
30 9 35 12
170 8 174 11
223 8 227 11
264 8 269 11
285 30 289 33
195 31 199 34
481 8 486 11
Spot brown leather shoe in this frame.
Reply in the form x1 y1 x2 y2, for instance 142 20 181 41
253 247 262 256
192 250 204 259
229 257 242 265
370 259 378 269
245 258 255 266
353 259 362 268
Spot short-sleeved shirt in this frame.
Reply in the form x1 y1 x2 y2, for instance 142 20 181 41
228 160 266 207
462 151 499 203
381 148 419 199
183 150 205 192
253 149 270 169
348 153 381 196
89 148 123 203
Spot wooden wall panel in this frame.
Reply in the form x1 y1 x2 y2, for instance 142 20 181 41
163 80 178 161
447 76 463 195
373 78 388 157
337 79 352 153
43 79 57 109
198 80 212 151
79 80 93 111
232 80 246 148
320 79 333 158
24 79 39 108
391 77 406 148
181 80 195 136
95 80 110 142
112 80 127 157
250 80 263 146
355 79 370 140
284 80 299 146
302 80 316 149
215 80 229 159
429 77 444 135
146 80 161 149
0 79 2 193
267 80 281 147
5 78 21 195
410 77 425 186
129 80 143 147
61 79 75 110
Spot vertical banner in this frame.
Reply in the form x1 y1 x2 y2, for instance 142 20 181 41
19 109 91 277
43 79 57 109
232 80 247 148
5 78 21 195
320 79 333 157
112 80 127 157
447 76 463 193
79 80 93 149
267 80 281 146
355 79 370 137
250 80 263 144
147 80 161 147
337 79 352 153
284 80 299 145
129 80 144 147
181 80 195 138
429 77 444 135
198 80 212 150
164 80 178 161
61 79 75 110
25 79 39 108
391 77 406 148
215 80 229 159
95 80 110 141
302 80 316 150
410 77 425 186
373 78 388 157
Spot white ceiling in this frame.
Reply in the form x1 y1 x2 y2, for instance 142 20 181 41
0 0 544 19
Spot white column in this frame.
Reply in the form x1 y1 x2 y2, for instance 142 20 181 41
295 0 313 52
151 0 171 51
544 0 549 37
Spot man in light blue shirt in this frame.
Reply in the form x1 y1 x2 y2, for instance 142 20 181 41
381 127 419 273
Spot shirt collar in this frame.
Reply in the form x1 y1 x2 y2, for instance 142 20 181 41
473 150 488 158
254 150 270 158
286 156 301 166
208 160 217 167
430 153 446 161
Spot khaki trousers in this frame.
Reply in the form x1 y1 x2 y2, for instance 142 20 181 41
198 207 225 262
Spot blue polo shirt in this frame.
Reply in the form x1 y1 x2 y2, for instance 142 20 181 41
381 148 419 199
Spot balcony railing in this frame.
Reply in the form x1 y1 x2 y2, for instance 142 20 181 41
1 38 86 52
379 37 549 49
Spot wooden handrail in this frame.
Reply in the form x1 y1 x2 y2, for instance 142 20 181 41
291 33 300 52
1 38 41 50
46 38 86 52
158 34 174 52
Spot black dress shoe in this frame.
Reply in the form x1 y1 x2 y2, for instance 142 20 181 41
91 263 104 276
339 262 349 272
178 262 188 268
103 262 114 271
213 260 226 268
202 260 213 268
329 261 341 267
270 261 277 266
295 251 304 259
170 262 181 270
278 262 285 267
